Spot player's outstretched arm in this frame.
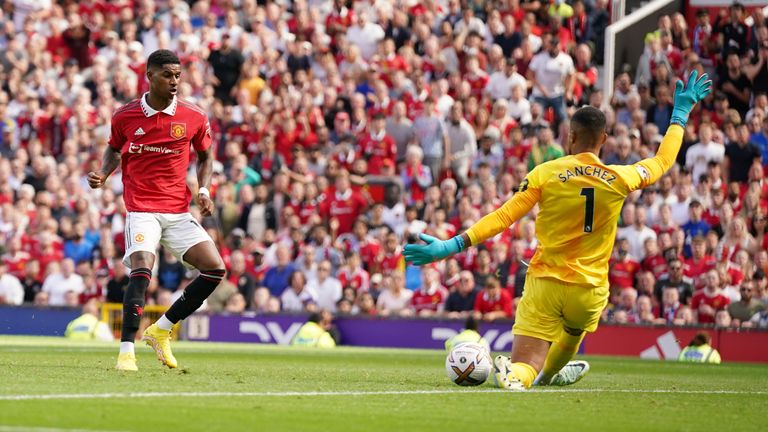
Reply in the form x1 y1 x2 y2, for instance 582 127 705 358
87 146 121 189
195 147 215 217
633 70 712 189
404 187 540 266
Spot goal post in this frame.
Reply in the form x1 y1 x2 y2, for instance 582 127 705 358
602 0 685 108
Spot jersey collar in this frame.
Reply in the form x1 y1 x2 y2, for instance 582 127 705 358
140 93 177 117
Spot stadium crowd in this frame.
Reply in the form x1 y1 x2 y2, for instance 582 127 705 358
0 0 767 330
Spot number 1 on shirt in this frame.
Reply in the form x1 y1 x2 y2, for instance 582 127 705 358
580 187 594 233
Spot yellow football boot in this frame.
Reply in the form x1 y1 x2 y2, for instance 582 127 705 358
115 352 138 372
141 324 178 369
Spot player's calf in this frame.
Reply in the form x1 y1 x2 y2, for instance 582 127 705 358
163 268 226 324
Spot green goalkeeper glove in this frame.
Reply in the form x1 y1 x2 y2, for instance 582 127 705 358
670 69 713 128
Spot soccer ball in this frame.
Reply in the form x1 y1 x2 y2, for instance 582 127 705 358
445 342 493 386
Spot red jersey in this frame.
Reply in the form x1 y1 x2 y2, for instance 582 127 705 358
377 249 405 274
465 72 489 98
641 253 668 279
108 95 212 213
321 189 368 234
474 289 514 317
609 258 641 289
691 289 730 324
337 267 370 292
684 255 717 288
358 133 396 175
2 252 31 279
411 285 448 313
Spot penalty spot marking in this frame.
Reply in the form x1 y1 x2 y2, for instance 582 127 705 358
1 388 767 401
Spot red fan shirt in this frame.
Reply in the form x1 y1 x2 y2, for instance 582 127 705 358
321 189 368 234
474 289 514 317
609 258 641 289
691 289 730 324
411 285 448 313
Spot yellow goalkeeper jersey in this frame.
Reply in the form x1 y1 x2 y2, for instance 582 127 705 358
466 126 684 288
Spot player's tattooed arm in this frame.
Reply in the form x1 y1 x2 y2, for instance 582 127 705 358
87 146 121 189
195 147 215 217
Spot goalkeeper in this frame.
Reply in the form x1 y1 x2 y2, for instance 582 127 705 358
405 71 711 390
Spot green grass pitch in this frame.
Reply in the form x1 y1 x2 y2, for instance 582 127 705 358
0 336 766 432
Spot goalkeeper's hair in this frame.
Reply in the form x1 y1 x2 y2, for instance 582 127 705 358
147 49 181 70
570 106 606 147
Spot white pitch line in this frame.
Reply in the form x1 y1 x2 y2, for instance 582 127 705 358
0 426 127 432
0 388 766 401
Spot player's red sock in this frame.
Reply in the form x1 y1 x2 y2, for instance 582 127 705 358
120 268 151 342
164 269 226 323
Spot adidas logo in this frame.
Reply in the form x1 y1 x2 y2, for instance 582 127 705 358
134 127 145 136
640 331 682 360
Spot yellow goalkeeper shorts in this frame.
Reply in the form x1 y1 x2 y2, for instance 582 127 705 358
512 274 609 342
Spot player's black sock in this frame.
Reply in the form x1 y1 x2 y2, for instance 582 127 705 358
164 269 226 323
120 268 152 343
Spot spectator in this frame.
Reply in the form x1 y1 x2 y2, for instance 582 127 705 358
684 235 717 289
207 32 244 106
262 245 296 297
485 57 526 101
228 250 256 307
376 270 413 317
527 35 574 129
727 280 764 325
686 123 725 183
646 84 674 134
609 238 640 290
410 266 448 317
400 145 432 206
691 269 731 324
444 101 477 186
157 248 186 292
346 10 384 61
307 260 342 312
714 309 733 328
655 258 695 304
725 125 761 184
205 277 239 314
618 206 657 261
658 285 684 325
337 252 370 293
321 170 368 235
224 292 247 314
20 260 42 303
281 271 317 313
385 101 415 164
413 97 446 179
41 258 84 306
528 127 564 170
0 261 24 305
636 295 657 324
444 270 478 319
473 276 513 321
106 258 129 304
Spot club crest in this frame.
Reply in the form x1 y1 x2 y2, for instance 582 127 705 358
170 122 186 140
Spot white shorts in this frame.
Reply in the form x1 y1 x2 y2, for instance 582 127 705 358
123 212 213 269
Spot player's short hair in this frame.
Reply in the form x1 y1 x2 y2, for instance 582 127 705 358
570 106 606 147
147 49 181 70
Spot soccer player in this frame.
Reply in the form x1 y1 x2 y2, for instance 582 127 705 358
88 50 226 371
404 70 711 390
